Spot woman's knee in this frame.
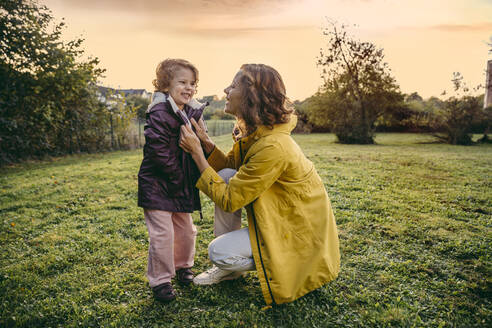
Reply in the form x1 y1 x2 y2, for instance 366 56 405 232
208 234 235 266
208 237 223 265
208 240 254 271
218 168 237 184
208 228 255 271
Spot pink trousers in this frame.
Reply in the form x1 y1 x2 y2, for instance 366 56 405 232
144 209 197 287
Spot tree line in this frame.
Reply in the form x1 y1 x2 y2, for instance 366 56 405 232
295 86 489 145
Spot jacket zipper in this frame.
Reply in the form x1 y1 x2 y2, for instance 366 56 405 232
179 104 202 218
239 140 243 164
240 139 276 305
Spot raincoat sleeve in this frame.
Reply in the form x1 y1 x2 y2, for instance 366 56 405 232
206 145 236 171
197 143 285 212
144 111 183 190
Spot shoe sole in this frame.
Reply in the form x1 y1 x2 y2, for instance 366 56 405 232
154 294 176 303
193 271 244 286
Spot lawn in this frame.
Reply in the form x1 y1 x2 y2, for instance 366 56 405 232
0 133 491 327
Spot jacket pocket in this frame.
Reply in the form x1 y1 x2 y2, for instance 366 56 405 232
154 178 185 199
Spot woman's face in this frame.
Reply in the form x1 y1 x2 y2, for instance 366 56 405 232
223 70 243 117
168 67 196 109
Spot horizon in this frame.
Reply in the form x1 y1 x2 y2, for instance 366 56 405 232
43 0 492 101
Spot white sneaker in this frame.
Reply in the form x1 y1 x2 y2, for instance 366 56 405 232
193 266 244 285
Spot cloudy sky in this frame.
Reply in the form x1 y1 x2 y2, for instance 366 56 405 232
43 0 492 100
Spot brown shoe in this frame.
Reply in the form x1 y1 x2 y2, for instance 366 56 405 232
152 282 175 302
176 268 194 284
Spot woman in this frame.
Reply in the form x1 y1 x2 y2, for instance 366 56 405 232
179 64 340 305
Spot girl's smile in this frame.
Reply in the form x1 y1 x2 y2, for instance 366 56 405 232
168 67 196 110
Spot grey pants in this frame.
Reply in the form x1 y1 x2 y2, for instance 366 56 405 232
208 169 256 272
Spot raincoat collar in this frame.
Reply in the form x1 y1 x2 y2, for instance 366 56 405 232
242 115 298 143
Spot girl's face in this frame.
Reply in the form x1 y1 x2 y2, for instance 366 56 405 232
168 67 196 109
223 70 243 117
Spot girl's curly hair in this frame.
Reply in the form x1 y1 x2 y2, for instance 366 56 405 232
152 58 199 92
237 64 293 135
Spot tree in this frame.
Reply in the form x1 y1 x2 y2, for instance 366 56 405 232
403 96 443 132
292 99 314 133
198 96 234 120
0 0 107 163
431 73 483 145
406 92 423 103
125 94 150 122
125 94 149 147
311 20 404 144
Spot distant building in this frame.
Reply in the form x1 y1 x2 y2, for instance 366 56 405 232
118 89 152 99
485 60 492 108
96 86 151 106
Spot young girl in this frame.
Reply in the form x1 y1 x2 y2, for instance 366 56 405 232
137 59 207 302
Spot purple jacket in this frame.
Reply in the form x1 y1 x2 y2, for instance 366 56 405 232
137 95 207 213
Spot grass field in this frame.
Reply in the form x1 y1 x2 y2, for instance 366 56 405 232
1 133 491 327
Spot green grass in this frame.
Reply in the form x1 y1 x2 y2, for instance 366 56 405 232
1 133 491 327
204 120 235 137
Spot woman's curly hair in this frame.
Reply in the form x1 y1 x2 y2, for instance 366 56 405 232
152 58 199 92
237 64 294 135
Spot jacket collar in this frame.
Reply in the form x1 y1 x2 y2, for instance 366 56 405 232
243 115 298 142
147 91 204 114
234 115 298 160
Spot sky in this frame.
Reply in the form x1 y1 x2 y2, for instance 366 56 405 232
42 0 492 101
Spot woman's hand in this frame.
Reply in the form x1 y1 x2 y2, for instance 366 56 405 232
179 124 202 156
190 117 208 142
191 117 215 155
180 124 211 173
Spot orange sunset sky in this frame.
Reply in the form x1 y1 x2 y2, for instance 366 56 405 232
43 0 492 101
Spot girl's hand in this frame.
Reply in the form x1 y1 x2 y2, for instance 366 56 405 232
179 124 202 156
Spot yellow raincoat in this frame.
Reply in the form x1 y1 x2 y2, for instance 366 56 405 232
196 115 340 305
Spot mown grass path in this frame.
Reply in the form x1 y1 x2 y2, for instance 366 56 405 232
1 134 491 327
